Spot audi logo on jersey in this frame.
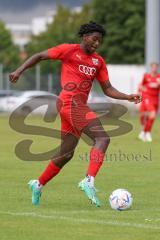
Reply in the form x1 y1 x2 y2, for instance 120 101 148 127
79 65 96 76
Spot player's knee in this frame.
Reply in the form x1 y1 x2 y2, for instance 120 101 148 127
96 135 110 150
64 151 74 161
51 151 74 167
149 111 156 119
102 136 110 147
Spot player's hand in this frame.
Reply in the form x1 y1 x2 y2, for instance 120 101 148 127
139 85 147 92
127 94 142 104
9 70 21 83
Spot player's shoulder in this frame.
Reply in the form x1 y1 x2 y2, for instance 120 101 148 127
62 43 79 47
144 73 150 78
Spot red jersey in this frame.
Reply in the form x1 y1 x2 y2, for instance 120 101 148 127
48 44 109 103
141 73 160 99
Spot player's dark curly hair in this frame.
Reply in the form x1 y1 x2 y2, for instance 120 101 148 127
78 21 106 37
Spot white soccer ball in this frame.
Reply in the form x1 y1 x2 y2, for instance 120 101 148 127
109 189 133 211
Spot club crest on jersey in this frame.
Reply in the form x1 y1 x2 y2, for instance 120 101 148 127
92 58 99 65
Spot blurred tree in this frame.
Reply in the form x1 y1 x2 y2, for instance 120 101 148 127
0 21 20 72
92 0 145 63
26 4 92 93
20 1 145 91
26 4 92 73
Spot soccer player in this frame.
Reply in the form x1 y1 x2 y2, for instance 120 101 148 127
9 22 141 207
138 63 160 142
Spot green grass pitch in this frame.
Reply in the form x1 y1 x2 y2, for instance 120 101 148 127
0 114 160 240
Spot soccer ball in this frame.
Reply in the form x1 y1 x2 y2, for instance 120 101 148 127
109 189 133 211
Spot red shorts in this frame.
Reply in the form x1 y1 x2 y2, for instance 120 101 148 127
59 97 97 138
140 97 158 113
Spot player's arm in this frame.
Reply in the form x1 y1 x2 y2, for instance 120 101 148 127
100 80 142 104
9 50 49 83
139 74 147 92
139 85 146 92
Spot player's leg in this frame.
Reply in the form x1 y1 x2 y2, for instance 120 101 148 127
143 101 158 142
29 133 79 205
138 101 147 141
79 117 110 207
39 133 79 181
144 110 156 142
69 98 109 206
83 117 110 175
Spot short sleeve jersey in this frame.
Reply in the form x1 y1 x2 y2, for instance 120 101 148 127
141 73 160 99
48 44 109 103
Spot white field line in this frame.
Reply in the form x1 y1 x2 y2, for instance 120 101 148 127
0 210 160 230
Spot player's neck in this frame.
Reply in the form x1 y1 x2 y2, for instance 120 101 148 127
80 43 93 55
150 72 158 77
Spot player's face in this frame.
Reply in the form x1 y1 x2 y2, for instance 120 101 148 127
151 63 158 73
83 32 103 54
